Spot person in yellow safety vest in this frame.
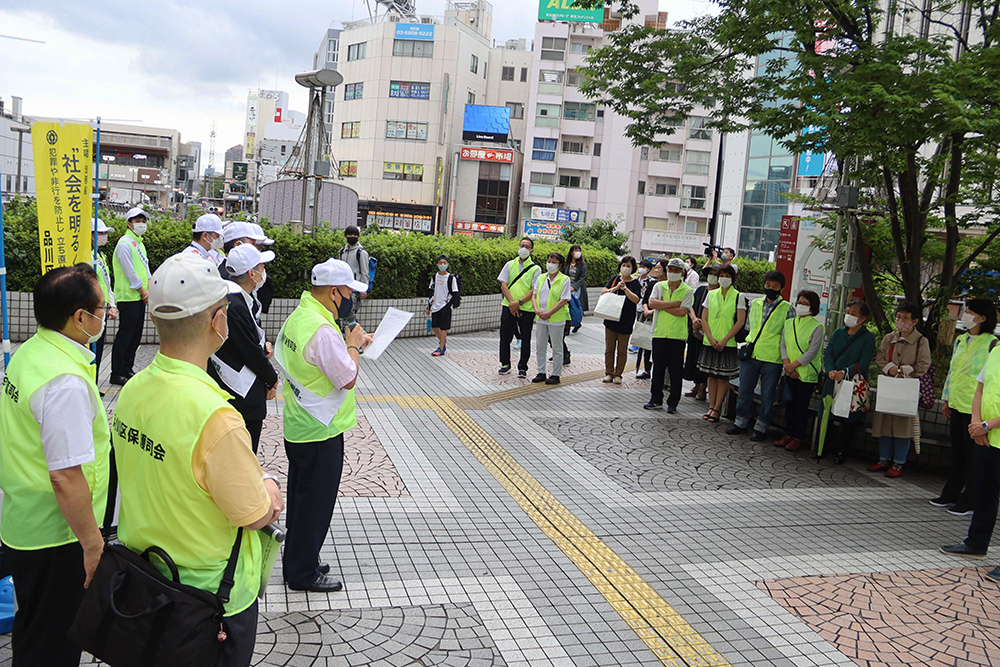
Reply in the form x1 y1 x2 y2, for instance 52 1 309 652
497 237 541 377
187 213 225 266
697 264 748 421
726 270 791 441
773 290 825 452
92 217 119 391
645 258 695 413
0 264 111 667
531 252 571 385
110 206 150 385
112 253 284 665
274 258 372 592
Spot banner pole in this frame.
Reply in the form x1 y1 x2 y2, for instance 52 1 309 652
0 162 9 369
91 118 101 358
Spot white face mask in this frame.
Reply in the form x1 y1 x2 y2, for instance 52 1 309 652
210 234 224 251
252 267 267 288
721 252 731 261
97 234 108 247
131 222 147 236
707 274 719 286
718 277 733 288
620 266 632 278
668 271 682 282
518 247 531 259
962 312 980 330
844 314 860 328
82 309 106 344
638 267 648 276
795 304 811 317
546 262 559 274
573 252 582 259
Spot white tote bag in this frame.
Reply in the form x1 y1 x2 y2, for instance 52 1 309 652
875 376 921 416
630 318 654 350
594 292 626 322
831 380 855 418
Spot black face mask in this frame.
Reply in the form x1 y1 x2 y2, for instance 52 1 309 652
346 237 359 245
765 288 781 301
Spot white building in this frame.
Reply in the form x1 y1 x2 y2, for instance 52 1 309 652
520 3 723 259
94 122 181 209
240 89 307 210
0 96 33 200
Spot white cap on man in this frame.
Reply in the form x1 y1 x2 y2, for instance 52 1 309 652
226 244 275 276
148 253 229 320
311 258 368 293
126 207 148 222
223 221 254 244
248 223 275 246
193 213 224 234
92 218 112 233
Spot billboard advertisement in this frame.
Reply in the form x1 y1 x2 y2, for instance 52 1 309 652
460 147 515 163
394 23 435 40
462 105 511 143
524 220 567 240
538 0 605 22
530 206 581 223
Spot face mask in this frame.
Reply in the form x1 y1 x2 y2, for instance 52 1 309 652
765 288 781 301
707 275 719 286
687 263 694 270
721 252 731 261
81 309 105 344
718 277 733 288
795 304 811 317
962 312 979 330
438 264 448 272
335 289 354 320
574 252 582 259
212 306 229 350
844 314 859 328
518 247 531 259
896 319 914 332
252 268 267 288
620 267 632 278
97 234 108 247
210 235 224 251
546 262 559 274
668 271 682 282
131 222 147 236
638 267 648 276
346 237 359 246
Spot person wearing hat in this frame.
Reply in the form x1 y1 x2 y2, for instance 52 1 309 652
0 263 111 667
218 221 255 279
110 206 151 386
92 218 119 386
112 253 284 665
188 213 225 266
247 223 276 315
208 244 279 454
274 258 371 593
644 258 694 412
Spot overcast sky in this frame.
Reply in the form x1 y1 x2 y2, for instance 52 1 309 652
1 0 716 171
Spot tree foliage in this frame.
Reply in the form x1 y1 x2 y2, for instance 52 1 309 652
562 214 632 255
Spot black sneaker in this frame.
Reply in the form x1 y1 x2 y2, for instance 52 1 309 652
531 373 547 383
749 430 766 442
666 406 677 414
948 504 974 517
636 371 650 380
545 376 560 385
940 543 988 559
725 425 746 436
643 402 663 410
986 566 1000 584
499 365 511 375
929 497 955 508
517 369 527 378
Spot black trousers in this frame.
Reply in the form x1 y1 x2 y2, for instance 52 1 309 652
6 541 85 667
684 334 706 383
245 418 263 455
635 348 651 374
966 444 1000 552
111 300 145 377
282 434 345 589
217 600 258 667
94 328 107 381
650 338 685 408
940 410 974 505
828 418 857 457
499 308 535 372
782 378 816 440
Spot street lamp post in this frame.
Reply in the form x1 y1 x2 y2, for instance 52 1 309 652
293 68 344 232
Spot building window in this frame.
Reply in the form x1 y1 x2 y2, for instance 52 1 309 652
539 70 564 83
505 102 524 119
341 121 361 139
344 82 363 100
541 37 566 60
532 137 557 161
597 109 605 123
559 173 582 188
593 143 602 157
383 162 423 181
530 172 555 185
535 103 560 127
385 120 428 141
347 42 366 61
476 162 510 227
653 146 682 162
640 147 648 161
392 39 434 57
520 67 528 82
389 81 431 99
566 70 587 87
570 41 593 53
562 140 586 154
470 54 479 73
501 66 515 81
327 38 339 63
590 176 599 190
689 116 713 140
467 91 476 104
564 102 596 121
281 144 287 155
685 150 711 174
637 180 645 195
682 185 707 209
4 175 9 192
654 182 678 196
339 161 358 177
324 100 335 125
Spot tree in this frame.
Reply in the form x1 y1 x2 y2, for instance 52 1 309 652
577 0 1000 347
562 214 632 255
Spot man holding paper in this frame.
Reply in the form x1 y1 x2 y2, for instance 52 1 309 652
274 258 371 592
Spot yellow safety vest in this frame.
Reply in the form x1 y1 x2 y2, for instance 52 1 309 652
501 258 541 313
747 298 789 363
112 230 149 302
703 287 741 348
980 348 1000 449
541 272 570 323
653 280 693 340
783 316 823 384
946 333 997 413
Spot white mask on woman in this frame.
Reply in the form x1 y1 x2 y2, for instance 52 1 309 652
795 304 811 317
844 314 859 328
961 311 980 330
620 266 633 278
546 262 559 274
707 275 719 286
718 277 733 289
638 267 648 276
573 252 582 259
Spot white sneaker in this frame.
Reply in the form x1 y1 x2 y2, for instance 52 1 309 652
603 375 614 383
613 376 623 385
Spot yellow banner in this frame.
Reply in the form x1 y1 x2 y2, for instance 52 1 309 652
31 122 94 274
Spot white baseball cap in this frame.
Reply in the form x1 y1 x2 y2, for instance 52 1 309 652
126 207 148 221
148 253 230 320
248 223 275 246
311 258 368 292
225 243 275 276
92 218 112 233
223 221 254 244
193 213 224 234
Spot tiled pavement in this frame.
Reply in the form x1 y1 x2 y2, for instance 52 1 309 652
2 316 999 666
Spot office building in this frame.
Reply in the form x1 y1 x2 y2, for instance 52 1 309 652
0 96 33 200
94 122 181 208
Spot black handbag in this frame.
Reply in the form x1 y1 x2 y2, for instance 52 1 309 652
738 299 783 362
70 529 243 667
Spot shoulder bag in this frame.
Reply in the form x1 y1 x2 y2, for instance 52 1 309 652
738 299 782 362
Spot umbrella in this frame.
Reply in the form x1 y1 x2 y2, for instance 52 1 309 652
816 394 835 457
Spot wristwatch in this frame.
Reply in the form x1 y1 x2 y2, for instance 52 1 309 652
262 474 281 488
983 421 992 433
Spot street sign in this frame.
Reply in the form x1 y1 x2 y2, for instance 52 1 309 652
233 162 249 183
460 147 514 163
776 215 800 301
538 0 605 22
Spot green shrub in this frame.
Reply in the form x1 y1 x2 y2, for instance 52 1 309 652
730 257 776 294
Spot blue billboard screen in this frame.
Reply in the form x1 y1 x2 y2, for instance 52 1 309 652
462 105 511 143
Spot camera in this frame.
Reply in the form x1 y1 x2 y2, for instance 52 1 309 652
703 243 724 258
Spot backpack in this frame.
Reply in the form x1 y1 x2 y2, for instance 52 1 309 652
448 274 462 309
342 246 377 291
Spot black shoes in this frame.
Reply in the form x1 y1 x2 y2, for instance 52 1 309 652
532 373 547 383
289 573 343 592
666 406 677 414
940 543 988 559
318 562 330 575
749 430 766 442
929 497 956 508
948 504 974 517
109 373 130 386
545 376 560 385
725 425 746 436
572 325 581 333
517 369 527 378
643 402 663 410
498 365 511 375
832 452 846 465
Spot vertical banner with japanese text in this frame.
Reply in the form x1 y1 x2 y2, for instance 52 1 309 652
32 122 93 274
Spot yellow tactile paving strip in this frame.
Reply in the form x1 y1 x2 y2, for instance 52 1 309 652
367 393 730 667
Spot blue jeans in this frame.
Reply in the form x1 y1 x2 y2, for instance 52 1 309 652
879 436 911 465
735 358 783 432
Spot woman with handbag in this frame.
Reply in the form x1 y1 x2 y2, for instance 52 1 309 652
697 264 747 422
869 302 932 478
567 245 588 332
684 263 720 401
634 259 657 379
774 290 824 452
819 301 877 464
601 256 642 384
